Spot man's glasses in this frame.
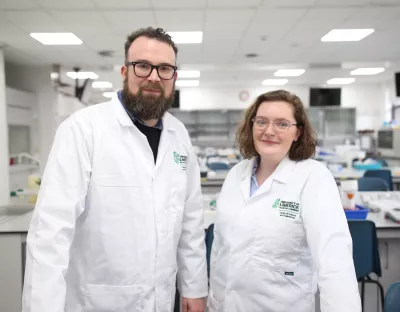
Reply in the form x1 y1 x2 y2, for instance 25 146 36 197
125 61 177 80
252 116 299 132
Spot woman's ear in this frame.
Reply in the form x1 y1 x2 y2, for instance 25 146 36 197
294 127 302 142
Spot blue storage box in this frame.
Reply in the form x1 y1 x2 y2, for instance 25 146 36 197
344 205 369 220
353 163 382 170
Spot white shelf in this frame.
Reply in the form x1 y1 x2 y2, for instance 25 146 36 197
9 164 39 173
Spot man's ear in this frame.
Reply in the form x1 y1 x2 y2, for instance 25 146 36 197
121 65 127 80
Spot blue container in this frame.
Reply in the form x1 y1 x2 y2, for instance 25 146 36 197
353 163 382 170
345 205 369 220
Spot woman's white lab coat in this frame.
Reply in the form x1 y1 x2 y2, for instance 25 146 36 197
208 157 361 312
22 97 207 312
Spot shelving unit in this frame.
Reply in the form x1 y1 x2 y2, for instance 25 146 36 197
307 107 356 148
169 109 244 147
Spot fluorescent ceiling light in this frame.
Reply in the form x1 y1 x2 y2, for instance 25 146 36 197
177 70 201 78
67 72 99 80
327 78 355 85
262 79 288 86
30 32 82 45
274 69 305 77
176 80 199 87
103 92 116 98
321 29 374 42
168 31 203 44
92 81 113 88
350 67 385 75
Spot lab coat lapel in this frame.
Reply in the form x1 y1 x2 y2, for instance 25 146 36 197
240 158 256 201
155 114 176 172
254 156 295 197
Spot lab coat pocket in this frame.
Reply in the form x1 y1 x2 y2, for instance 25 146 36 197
252 218 304 273
83 284 144 312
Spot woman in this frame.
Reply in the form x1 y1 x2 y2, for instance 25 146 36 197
208 90 360 312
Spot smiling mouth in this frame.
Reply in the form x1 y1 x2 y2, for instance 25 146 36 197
262 140 279 144
143 89 161 93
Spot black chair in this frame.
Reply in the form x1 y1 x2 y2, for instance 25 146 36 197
358 177 389 192
364 169 394 191
384 282 400 312
348 220 384 311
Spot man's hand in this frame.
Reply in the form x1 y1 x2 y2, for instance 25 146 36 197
182 297 206 312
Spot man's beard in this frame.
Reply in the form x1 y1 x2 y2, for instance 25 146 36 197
121 77 175 121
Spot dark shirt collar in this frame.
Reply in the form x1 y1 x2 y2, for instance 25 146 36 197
117 90 163 130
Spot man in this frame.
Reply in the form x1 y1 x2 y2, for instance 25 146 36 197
22 27 207 312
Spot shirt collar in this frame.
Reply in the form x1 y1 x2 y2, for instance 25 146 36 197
117 90 163 130
252 156 260 176
247 155 295 184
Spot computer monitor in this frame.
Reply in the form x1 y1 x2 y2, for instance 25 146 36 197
309 88 341 106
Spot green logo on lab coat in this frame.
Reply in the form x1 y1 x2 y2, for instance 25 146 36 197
173 151 180 164
173 151 188 170
272 198 280 208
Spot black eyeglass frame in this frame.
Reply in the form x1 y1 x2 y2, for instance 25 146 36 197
125 61 178 80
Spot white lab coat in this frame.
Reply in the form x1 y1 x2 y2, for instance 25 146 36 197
22 97 207 312
208 156 361 312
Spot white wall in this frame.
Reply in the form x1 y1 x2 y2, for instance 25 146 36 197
179 84 388 131
6 87 37 156
5 63 59 173
0 49 9 205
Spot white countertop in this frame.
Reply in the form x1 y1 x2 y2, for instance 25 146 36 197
0 205 34 233
332 167 400 181
2 192 400 234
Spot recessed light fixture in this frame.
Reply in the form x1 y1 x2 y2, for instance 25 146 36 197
176 80 200 87
103 92 116 98
30 32 82 45
92 81 113 88
327 78 355 85
274 69 305 77
262 79 288 86
67 72 99 80
177 70 201 78
168 31 203 44
321 29 374 42
350 67 385 75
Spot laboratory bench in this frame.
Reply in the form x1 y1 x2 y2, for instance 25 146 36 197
2 192 400 312
201 167 400 192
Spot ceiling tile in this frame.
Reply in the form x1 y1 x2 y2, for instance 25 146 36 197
300 7 359 25
102 11 156 32
3 11 66 33
50 11 113 34
77 34 122 52
316 0 370 6
204 9 255 31
261 0 316 8
207 0 263 8
250 8 307 27
0 0 39 9
151 0 207 9
154 10 204 31
93 0 151 9
36 0 96 9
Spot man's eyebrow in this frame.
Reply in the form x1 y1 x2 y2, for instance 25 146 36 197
131 59 176 67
